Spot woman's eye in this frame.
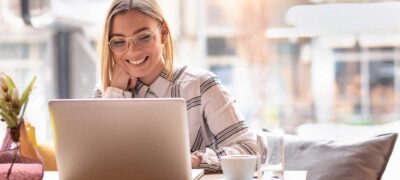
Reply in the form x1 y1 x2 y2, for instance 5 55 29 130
112 39 126 46
137 34 152 42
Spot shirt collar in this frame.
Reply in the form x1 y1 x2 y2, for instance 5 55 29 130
149 73 171 97
131 69 172 98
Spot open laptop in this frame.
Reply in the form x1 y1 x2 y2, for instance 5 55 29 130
48 98 204 180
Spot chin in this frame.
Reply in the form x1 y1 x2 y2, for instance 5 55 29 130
128 71 146 78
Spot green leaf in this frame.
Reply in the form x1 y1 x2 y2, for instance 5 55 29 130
9 111 19 124
0 111 17 128
19 76 36 107
0 98 8 112
11 102 20 117
19 99 29 121
5 75 16 96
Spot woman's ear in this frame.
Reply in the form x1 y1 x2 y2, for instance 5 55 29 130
161 23 169 44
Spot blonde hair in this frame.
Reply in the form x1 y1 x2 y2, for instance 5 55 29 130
99 0 174 90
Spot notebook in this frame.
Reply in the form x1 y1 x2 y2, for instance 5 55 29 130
49 98 204 180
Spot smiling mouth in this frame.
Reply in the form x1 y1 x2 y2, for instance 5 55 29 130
126 56 149 65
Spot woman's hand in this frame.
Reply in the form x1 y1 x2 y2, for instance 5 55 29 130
110 63 137 90
191 155 201 168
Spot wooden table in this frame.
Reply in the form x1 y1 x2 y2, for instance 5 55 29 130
200 171 306 180
44 171 307 180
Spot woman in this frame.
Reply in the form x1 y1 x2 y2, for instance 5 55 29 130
94 0 258 173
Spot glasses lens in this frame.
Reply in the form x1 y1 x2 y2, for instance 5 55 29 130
134 32 154 49
109 25 160 54
109 37 127 53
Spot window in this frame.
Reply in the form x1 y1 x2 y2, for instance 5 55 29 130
0 43 30 59
333 46 399 123
210 65 233 85
0 36 55 141
206 37 236 56
335 61 362 118
369 61 395 117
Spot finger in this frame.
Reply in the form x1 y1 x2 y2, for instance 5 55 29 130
110 63 131 90
128 77 137 89
112 62 123 74
113 56 124 66
113 57 129 73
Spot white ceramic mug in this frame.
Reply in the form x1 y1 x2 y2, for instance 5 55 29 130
221 155 257 180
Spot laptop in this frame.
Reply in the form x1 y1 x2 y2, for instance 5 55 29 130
48 98 204 180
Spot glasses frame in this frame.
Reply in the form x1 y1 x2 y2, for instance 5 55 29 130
108 23 163 54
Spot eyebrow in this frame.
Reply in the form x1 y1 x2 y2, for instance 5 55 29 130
110 27 150 37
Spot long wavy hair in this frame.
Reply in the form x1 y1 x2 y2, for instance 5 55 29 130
98 0 174 90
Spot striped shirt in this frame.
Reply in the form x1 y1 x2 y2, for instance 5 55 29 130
93 66 258 173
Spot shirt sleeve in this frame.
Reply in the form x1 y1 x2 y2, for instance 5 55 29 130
192 73 258 173
93 82 132 98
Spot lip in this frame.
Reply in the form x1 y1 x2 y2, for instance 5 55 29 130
125 56 149 65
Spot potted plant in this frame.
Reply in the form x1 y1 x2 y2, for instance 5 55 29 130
0 72 44 180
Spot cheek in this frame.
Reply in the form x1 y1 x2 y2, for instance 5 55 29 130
146 43 163 59
112 53 123 62
139 49 157 60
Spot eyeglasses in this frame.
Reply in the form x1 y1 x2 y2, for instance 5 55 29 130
108 23 163 54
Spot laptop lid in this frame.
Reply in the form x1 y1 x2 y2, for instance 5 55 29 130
49 98 192 180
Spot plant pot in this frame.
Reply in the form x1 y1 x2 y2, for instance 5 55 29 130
0 122 44 180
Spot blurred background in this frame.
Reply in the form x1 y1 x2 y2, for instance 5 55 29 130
1 0 400 142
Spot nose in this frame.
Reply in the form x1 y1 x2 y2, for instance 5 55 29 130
127 38 137 51
125 40 141 58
